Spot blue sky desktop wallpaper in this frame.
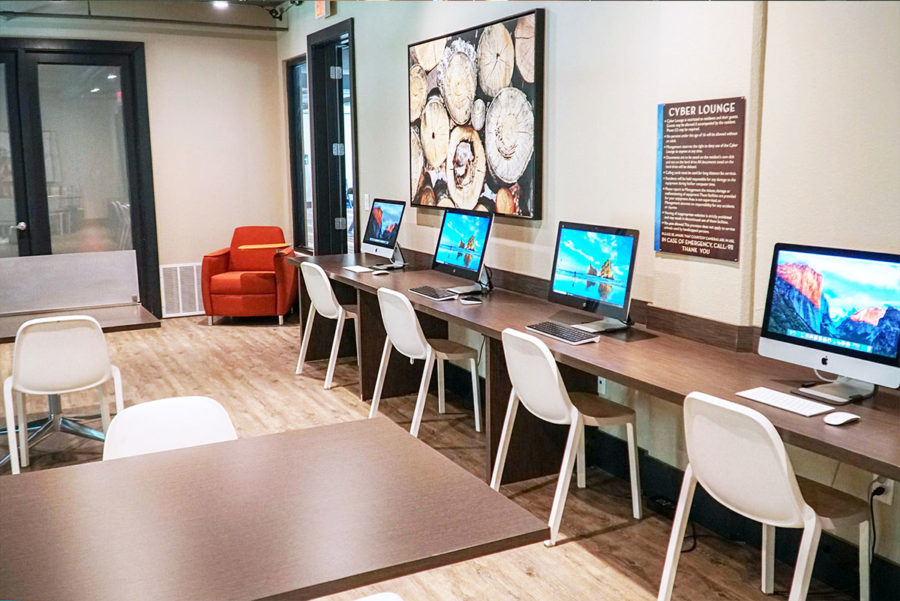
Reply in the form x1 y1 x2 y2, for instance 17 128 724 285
435 212 491 272
552 229 635 307
767 250 900 359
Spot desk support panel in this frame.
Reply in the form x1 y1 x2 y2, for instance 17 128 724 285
299 278 358 362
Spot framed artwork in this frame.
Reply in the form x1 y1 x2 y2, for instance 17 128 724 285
408 9 544 220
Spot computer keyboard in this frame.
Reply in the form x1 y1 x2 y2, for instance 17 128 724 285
736 387 833 417
409 286 457 301
526 321 601 345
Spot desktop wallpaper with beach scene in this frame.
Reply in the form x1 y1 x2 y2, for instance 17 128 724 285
434 212 490 271
552 230 635 308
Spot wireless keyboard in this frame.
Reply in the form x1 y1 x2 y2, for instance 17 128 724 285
526 321 601 345
736 387 833 417
409 286 456 301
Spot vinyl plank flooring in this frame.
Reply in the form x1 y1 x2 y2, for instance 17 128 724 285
0 316 854 601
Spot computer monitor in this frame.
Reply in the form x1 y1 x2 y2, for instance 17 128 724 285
360 199 406 265
431 208 494 291
547 222 639 330
759 243 900 402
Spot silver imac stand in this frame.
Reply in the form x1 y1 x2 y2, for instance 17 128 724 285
372 245 406 270
548 310 629 333
793 376 877 405
448 268 490 295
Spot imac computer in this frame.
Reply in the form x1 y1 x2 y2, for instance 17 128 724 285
544 222 639 333
360 198 407 269
408 208 494 301
759 243 900 404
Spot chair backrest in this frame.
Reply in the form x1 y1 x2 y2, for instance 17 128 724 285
12 316 113 394
229 226 285 271
103 396 237 461
683 392 809 528
300 262 342 319
501 329 577 425
377 288 429 360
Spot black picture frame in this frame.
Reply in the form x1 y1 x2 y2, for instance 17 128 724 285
408 9 545 220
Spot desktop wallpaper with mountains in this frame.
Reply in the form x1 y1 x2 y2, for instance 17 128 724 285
767 250 900 360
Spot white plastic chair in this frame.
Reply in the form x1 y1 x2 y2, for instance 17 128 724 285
103 396 237 461
369 288 482 437
658 392 870 601
296 261 361 391
2 315 125 474
490 328 642 546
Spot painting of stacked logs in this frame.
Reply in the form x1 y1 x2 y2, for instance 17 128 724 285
409 10 544 219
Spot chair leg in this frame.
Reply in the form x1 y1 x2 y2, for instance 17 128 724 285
762 524 776 594
295 306 316 375
787 515 822 601
626 421 642 519
369 338 392 418
3 379 21 475
353 316 363 400
490 390 519 491
111 366 124 414
546 415 584 546
207 316 213 326
409 349 435 438
576 422 586 489
98 386 111 434
324 310 346 390
469 357 482 433
15 390 28 468
278 315 284 326
657 464 698 601
859 520 870 601
437 358 446 414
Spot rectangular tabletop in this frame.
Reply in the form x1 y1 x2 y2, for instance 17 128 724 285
301 254 900 481
0 418 547 601
0 304 160 344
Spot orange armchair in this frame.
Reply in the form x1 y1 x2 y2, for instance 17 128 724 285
201 226 298 325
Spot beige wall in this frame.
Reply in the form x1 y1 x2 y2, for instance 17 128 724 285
1 19 291 265
279 1 900 560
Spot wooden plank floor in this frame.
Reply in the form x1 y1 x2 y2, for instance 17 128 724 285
0 316 854 601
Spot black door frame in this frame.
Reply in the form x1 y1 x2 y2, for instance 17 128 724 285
1 51 30 255
285 53 311 251
0 38 161 317
307 18 359 255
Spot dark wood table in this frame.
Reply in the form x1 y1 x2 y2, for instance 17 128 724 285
0 418 546 601
290 254 900 484
0 304 159 344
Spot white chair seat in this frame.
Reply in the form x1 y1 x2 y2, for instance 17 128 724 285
342 304 359 319
427 338 477 361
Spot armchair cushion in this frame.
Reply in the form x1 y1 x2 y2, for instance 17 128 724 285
229 226 286 271
209 271 276 295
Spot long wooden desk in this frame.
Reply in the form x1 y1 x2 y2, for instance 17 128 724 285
0 418 546 601
0 304 160 344
291 253 900 484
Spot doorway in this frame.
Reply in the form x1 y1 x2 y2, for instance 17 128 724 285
306 19 358 255
0 39 159 316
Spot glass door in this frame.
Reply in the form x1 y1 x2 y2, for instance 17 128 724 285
0 53 26 258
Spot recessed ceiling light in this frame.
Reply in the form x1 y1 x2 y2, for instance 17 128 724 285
90 87 100 93
107 73 118 80
212 1 229 8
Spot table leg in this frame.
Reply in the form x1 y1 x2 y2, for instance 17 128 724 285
485 337 567 485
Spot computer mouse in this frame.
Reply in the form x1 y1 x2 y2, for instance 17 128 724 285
824 411 860 426
372 270 390 276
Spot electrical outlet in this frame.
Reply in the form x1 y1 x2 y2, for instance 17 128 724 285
364 193 371 210
597 377 607 396
874 476 894 505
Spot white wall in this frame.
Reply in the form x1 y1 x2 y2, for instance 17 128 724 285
1 20 291 265
279 1 900 561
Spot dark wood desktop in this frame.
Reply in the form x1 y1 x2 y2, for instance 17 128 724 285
0 418 546 601
288 253 900 484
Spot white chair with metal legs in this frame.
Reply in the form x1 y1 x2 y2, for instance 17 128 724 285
103 396 237 461
657 392 870 601
295 261 361 391
1 315 125 474
490 328 642 546
369 288 482 437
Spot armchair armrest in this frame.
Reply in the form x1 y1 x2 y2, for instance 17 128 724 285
274 247 299 316
201 248 231 315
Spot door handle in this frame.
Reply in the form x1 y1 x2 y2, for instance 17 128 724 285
10 222 27 231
